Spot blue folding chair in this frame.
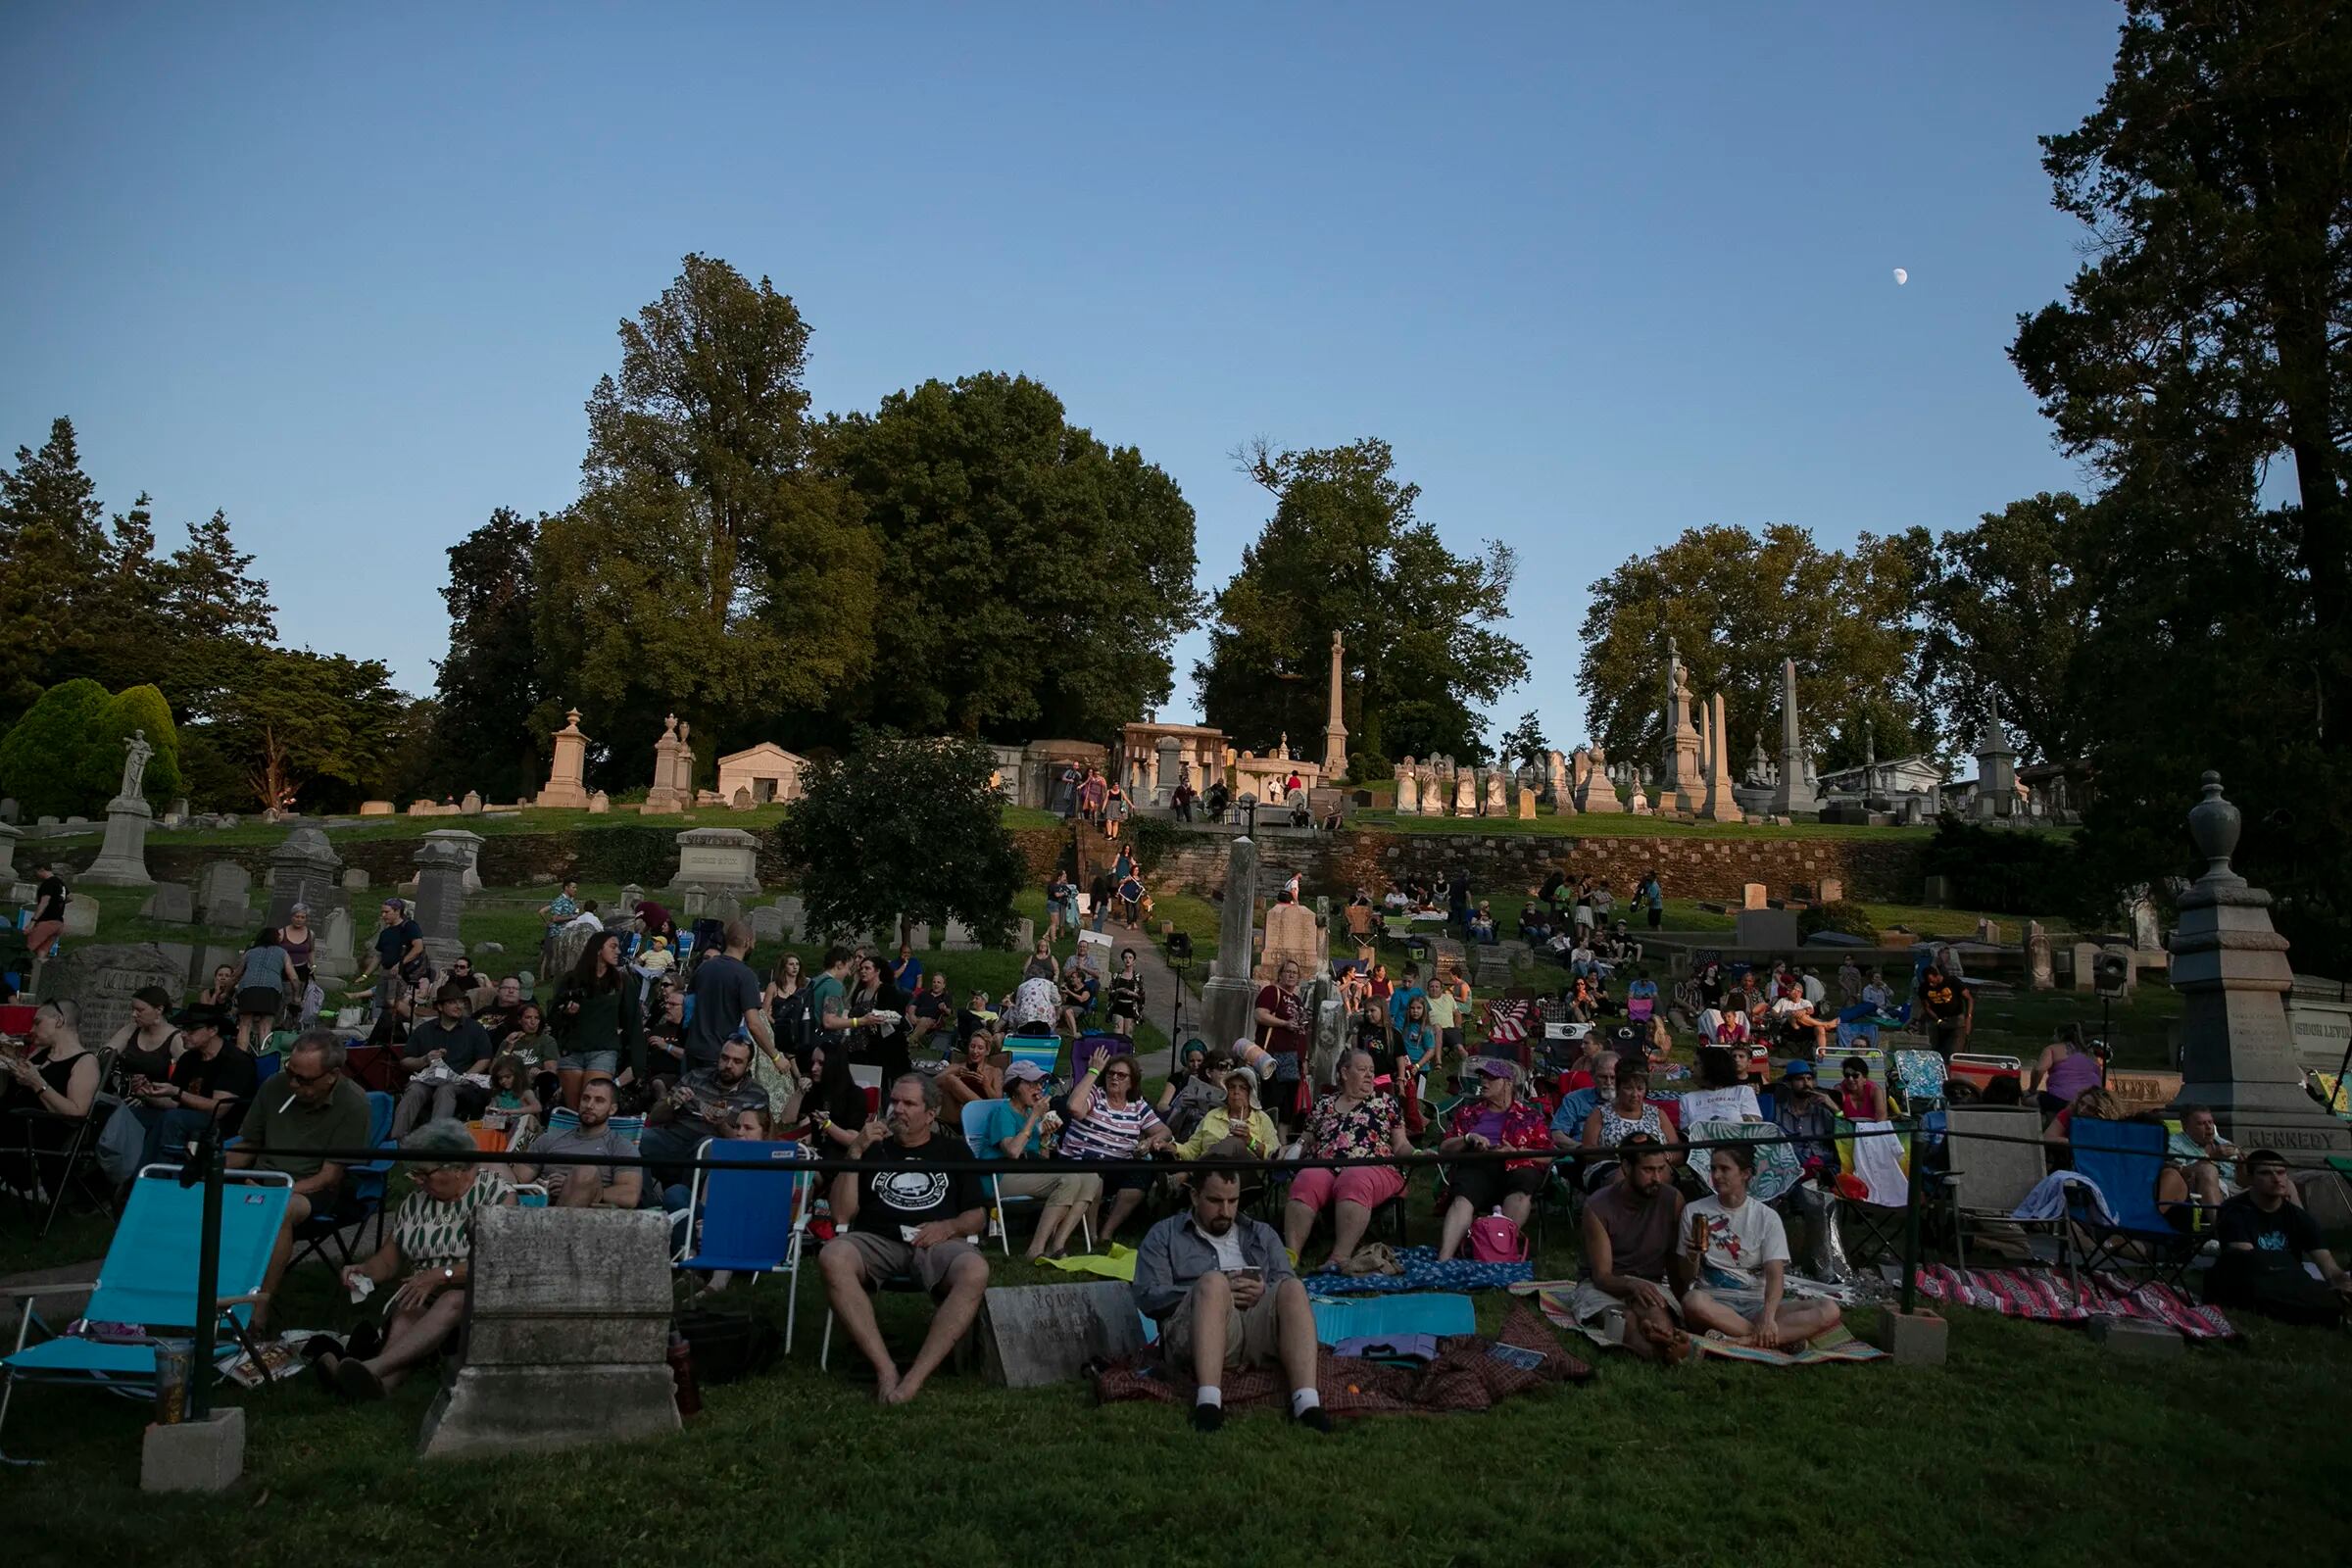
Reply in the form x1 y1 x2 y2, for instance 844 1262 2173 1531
1003 1027 1061 1082
1 1166 293 1461
960 1100 1091 1258
2065 1117 2205 1288
290 1090 397 1268
674 1139 812 1350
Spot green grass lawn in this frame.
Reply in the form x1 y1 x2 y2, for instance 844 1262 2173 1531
2 1158 2342 1566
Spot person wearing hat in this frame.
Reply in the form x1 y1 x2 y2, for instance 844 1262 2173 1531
2205 1150 2352 1325
1435 1060 1552 1261
982 1058 1104 1261
1771 1058 1838 1177
1177 1063 1279 1160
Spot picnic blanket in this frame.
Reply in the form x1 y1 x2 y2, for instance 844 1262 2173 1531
1040 1245 1138 1282
1909 1263 2235 1340
1301 1246 1533 1296
1095 1302 1591 1417
1517 1282 1885 1367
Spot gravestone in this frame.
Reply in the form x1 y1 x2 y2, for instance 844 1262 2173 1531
906 921 930 951
545 921 596 981
1395 759 1419 815
1741 883 1768 910
420 828 486 894
341 868 369 893
313 906 357 986
2069 941 2101 992
2025 921 2054 992
977 1282 1149 1389
0 798 17 823
62 894 100 937
1736 908 1800 949
51 943 183 1053
1481 769 1506 815
943 917 980 951
2129 893 2161 954
1516 785 1536 820
412 839 469 972
1257 898 1325 981
1451 769 1478 816
668 827 761 896
749 905 786 942
266 826 345 925
79 789 156 889
195 859 253 930
1202 835 1262 1051
587 791 611 814
460 791 483 816
730 786 753 809
1818 878 1844 905
417 1206 678 1458
151 942 193 990
0 821 16 883
359 801 395 816
538 710 592 809
139 882 193 923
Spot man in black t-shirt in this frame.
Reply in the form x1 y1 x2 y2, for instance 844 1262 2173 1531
2206 1150 2352 1325
24 859 70 972
817 1072 990 1405
682 920 771 1073
122 1005 261 1171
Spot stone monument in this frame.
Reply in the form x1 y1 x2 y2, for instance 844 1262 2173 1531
642 714 691 814
266 826 344 924
1973 694 2020 821
1320 629 1349 781
1656 640 1704 812
78 729 158 887
1451 767 1477 816
51 943 184 1054
1416 760 1444 816
412 839 469 972
420 828 486 894
1580 745 1625 813
313 906 357 988
2167 772 2350 1158
195 861 253 930
668 826 761 896
537 709 592 809
1153 735 1181 807
1201 835 1261 1050
1698 692 1737 822
417 1206 679 1458
1257 896 1326 981
1394 757 1419 815
1769 659 1821 815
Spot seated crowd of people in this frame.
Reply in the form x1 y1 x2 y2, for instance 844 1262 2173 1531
8 863 2347 1434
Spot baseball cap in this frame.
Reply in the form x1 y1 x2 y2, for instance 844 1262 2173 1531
1780 1058 1816 1079
1004 1060 1048 1085
173 1004 233 1032
1474 1058 1516 1080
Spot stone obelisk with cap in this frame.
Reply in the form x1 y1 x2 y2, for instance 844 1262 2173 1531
1201 834 1262 1053
2168 772 2349 1159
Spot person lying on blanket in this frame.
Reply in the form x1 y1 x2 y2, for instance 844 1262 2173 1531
1569 1133 1689 1362
1132 1153 1331 1434
1673 1143 1842 1349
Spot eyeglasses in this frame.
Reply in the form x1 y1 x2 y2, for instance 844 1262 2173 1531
284 1067 332 1088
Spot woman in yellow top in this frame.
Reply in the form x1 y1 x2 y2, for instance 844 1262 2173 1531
1177 1065 1280 1159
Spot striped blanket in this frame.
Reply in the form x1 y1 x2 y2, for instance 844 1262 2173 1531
1301 1246 1533 1296
1909 1264 2236 1340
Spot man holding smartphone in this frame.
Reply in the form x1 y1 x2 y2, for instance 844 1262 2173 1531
1132 1144 1328 1433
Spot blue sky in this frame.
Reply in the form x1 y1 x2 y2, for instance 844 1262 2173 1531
0 2 2123 746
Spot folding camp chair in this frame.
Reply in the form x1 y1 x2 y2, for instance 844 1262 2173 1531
1 1165 292 1461
673 1139 813 1350
959 1101 1093 1257
2064 1117 2206 1289
288 1091 397 1269
1830 1116 1912 1266
1070 1032 1133 1082
9 1046 120 1239
1888 1050 1948 1116
1002 1027 1061 1083
1941 1106 2053 1270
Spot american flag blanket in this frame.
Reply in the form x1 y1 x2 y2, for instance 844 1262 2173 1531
1483 999 1536 1047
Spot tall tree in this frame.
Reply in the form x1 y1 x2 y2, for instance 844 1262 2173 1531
1196 439 1526 765
185 646 413 811
429 508 549 800
1916 493 2094 764
536 255 880 769
2010 0 2352 965
1576 523 1928 772
775 732 1026 946
819 373 1200 742
0 417 108 718
2011 0 2352 727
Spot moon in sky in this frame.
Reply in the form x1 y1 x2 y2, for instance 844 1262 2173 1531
1892 268 1909 285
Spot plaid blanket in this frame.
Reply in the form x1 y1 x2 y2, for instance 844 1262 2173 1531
1910 1264 2236 1340
1518 1282 1886 1367
1094 1303 1592 1416
1301 1246 1534 1296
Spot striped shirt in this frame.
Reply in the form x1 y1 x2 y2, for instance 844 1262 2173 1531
1058 1096 1165 1160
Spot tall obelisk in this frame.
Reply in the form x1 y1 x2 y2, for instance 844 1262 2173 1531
1320 629 1349 781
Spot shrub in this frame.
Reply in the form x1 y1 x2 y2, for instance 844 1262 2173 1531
75 684 182 808
1921 817 2085 915
1798 900 1879 944
0 679 111 818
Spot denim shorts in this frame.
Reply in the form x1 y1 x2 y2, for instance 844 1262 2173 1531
558 1049 619 1073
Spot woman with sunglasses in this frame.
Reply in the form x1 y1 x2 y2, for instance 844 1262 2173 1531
1836 1056 1886 1120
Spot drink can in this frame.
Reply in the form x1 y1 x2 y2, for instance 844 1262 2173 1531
152 1339 192 1425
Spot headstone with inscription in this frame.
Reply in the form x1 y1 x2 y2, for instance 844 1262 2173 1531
52 943 183 1054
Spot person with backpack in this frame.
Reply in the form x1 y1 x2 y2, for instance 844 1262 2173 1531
1434 1059 1551 1261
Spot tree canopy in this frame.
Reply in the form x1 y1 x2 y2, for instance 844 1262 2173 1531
774 732 1026 946
1915 493 2092 766
1196 439 1526 766
1575 523 1927 773
426 507 551 802
819 372 1200 743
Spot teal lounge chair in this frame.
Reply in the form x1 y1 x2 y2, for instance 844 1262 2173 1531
1 1165 293 1461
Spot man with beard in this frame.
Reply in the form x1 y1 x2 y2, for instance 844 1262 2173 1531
1132 1147 1327 1433
640 1037 767 1179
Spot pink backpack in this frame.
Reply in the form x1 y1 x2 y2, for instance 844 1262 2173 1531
1467 1209 1527 1264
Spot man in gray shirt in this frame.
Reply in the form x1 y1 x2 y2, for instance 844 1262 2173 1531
514 1077 643 1207
1132 1152 1326 1433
